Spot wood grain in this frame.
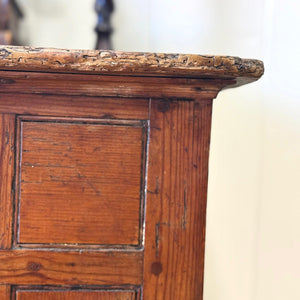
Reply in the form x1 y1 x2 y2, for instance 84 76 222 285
0 94 149 120
16 290 136 300
0 114 15 250
0 285 10 300
16 118 147 247
0 71 225 100
143 99 213 299
0 250 142 285
0 46 264 88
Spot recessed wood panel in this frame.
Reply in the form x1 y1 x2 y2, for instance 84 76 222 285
16 290 136 300
16 117 147 247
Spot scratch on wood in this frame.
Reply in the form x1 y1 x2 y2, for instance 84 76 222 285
182 183 188 230
151 126 161 131
155 223 160 258
155 222 174 258
100 114 115 119
50 175 60 180
53 142 72 151
87 180 101 196
5 130 9 145
22 162 75 169
0 78 16 84
77 173 86 179
147 176 159 195
10 132 14 151
11 174 15 196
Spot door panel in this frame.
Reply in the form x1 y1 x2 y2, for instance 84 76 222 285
16 117 146 248
0 96 149 299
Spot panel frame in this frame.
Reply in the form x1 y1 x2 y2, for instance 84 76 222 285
0 250 143 286
0 114 15 250
13 115 149 250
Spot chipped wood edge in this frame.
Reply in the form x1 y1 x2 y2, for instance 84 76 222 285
0 46 264 88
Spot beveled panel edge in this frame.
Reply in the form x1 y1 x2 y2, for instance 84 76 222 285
17 115 147 127
0 46 264 88
12 285 141 293
13 116 149 251
12 285 141 291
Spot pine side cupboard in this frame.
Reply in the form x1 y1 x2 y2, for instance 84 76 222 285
0 46 263 300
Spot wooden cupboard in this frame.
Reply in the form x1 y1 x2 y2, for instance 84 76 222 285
0 46 263 299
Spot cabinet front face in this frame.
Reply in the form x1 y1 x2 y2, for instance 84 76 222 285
0 91 211 300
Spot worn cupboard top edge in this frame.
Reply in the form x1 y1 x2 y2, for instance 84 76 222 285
0 46 264 87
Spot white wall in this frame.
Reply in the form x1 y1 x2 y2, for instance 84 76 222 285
16 0 96 49
16 1 300 299
256 1 300 299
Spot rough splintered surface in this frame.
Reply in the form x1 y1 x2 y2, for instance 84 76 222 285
0 46 264 84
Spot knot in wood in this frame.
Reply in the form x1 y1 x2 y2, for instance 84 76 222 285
151 262 163 276
27 261 42 272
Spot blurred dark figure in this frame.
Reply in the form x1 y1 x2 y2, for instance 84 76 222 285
0 0 23 45
95 0 114 50
0 0 11 44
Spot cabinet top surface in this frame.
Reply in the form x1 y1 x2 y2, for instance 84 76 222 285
0 45 264 87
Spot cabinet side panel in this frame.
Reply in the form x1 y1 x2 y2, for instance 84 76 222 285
0 114 15 249
143 99 213 299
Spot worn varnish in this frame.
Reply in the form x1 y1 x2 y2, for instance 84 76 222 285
0 46 263 299
0 46 264 87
